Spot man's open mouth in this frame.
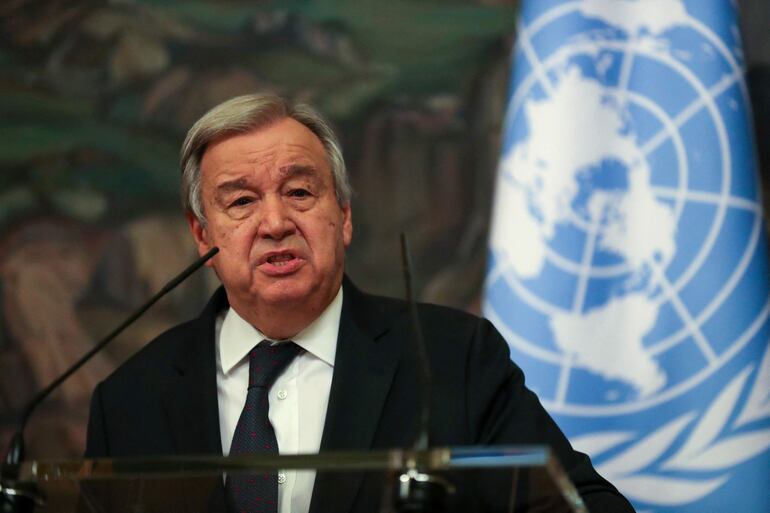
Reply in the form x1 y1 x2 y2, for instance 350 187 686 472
258 251 304 275
266 253 295 266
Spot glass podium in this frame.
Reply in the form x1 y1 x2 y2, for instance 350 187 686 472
9 446 587 512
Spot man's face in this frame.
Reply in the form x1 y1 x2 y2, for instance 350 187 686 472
188 117 352 321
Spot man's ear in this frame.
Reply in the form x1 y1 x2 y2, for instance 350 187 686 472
341 202 353 247
186 212 215 267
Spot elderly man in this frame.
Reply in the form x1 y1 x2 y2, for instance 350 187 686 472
86 94 634 513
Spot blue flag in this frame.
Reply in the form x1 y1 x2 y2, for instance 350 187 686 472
484 1 770 511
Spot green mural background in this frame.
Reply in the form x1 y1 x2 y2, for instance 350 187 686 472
4 0 766 464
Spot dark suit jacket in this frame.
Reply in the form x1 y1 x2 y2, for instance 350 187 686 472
86 279 634 512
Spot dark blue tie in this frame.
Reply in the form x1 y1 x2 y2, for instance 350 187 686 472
227 341 301 513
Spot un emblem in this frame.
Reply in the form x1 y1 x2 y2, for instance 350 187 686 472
484 1 770 509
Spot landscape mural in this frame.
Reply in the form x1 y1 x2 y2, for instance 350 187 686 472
2 0 767 464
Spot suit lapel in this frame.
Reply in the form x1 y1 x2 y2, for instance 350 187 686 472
160 288 226 456
310 279 406 513
159 282 406 512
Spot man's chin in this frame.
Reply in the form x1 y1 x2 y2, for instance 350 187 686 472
252 280 316 307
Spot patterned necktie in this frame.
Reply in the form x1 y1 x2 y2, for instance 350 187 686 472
227 340 302 513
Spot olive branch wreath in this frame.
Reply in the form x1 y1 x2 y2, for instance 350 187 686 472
570 343 770 508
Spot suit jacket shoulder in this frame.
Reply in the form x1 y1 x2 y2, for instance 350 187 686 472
85 288 227 458
328 279 634 513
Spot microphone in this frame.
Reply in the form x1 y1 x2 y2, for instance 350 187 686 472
399 233 431 451
1 246 219 511
395 234 454 513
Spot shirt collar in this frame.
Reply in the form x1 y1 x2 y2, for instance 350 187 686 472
219 287 342 374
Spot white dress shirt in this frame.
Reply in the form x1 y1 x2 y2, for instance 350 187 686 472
216 287 341 513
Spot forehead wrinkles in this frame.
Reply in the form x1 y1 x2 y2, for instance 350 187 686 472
241 141 322 169
206 153 325 190
201 124 328 183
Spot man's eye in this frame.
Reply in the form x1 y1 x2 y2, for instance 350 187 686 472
288 189 311 198
229 197 253 207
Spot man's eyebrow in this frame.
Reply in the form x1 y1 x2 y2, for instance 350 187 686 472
278 164 320 179
215 177 252 195
213 165 323 198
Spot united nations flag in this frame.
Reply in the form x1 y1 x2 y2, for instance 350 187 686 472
484 1 770 511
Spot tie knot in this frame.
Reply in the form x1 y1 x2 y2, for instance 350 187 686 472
248 341 301 389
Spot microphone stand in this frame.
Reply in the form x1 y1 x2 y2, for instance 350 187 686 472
392 234 454 513
0 247 219 513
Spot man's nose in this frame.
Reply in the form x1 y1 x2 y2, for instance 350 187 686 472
257 196 295 240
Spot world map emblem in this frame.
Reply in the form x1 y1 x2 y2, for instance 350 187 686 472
484 1 770 510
